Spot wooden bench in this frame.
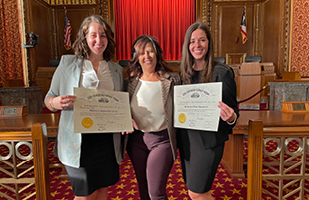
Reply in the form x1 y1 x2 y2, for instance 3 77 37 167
0 123 50 200
247 120 309 199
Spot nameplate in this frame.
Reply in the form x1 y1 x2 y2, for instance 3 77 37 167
281 101 309 113
0 105 28 118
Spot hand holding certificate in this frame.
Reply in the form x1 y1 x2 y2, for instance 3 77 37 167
74 87 133 133
174 82 222 131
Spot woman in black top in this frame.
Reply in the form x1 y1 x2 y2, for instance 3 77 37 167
177 22 239 200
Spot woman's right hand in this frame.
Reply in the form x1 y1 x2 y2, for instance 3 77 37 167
49 95 76 111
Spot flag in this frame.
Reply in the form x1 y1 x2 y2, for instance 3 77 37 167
240 6 248 44
64 10 72 50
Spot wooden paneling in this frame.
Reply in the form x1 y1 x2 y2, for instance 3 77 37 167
23 1 99 86
261 0 281 76
211 3 258 61
24 0 52 86
209 0 284 78
53 6 97 59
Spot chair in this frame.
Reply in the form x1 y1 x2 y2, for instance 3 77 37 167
216 57 226 64
118 60 129 67
49 59 60 67
245 56 262 63
0 123 50 200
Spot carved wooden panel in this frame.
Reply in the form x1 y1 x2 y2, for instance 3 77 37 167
211 3 259 63
53 6 96 59
23 0 52 86
261 0 281 77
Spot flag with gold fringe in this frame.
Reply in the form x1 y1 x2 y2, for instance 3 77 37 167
64 9 72 50
240 6 248 44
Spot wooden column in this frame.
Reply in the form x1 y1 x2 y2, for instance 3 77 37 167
247 120 263 200
221 134 245 178
31 123 50 200
239 62 261 110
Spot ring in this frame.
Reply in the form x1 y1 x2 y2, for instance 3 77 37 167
63 104 67 109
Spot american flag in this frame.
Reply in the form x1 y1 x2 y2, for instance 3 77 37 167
240 6 248 44
64 10 72 50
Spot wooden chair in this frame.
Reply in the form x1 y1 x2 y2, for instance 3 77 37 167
247 120 309 199
0 123 50 200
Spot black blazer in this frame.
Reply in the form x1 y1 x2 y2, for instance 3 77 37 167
177 62 239 149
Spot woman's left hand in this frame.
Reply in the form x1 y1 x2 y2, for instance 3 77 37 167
122 119 139 135
218 101 236 123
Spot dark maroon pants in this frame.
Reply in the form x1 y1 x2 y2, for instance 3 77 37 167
126 129 174 200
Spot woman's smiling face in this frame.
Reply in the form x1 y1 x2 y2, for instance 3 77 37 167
86 22 108 58
189 29 209 61
138 42 157 72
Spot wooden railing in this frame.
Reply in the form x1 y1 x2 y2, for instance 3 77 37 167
247 120 309 200
0 123 50 200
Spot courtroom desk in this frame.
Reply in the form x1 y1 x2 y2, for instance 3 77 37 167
2 111 308 179
0 113 60 137
0 86 43 114
222 110 309 179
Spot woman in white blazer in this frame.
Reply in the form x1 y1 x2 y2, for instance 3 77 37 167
44 15 124 200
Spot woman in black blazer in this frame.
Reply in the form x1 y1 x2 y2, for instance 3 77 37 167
177 22 239 200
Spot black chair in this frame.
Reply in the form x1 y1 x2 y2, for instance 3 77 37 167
215 57 226 64
245 56 262 63
118 60 129 67
49 59 60 67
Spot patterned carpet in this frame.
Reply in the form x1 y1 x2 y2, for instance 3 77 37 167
1 141 247 200
1 139 308 200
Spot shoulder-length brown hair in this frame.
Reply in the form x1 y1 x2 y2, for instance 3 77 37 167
127 35 171 79
180 22 215 84
72 15 115 61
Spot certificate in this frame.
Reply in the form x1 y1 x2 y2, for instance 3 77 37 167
74 87 133 133
174 82 222 131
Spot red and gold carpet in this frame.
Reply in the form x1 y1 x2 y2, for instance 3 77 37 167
1 139 308 200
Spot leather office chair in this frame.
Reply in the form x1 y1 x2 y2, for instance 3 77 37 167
118 60 129 67
49 59 60 67
245 56 262 63
215 57 226 64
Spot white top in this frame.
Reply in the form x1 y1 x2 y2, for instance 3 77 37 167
131 79 167 132
79 59 114 90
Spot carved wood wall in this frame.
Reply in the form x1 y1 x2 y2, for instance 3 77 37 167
22 0 109 86
197 0 290 78
22 0 291 85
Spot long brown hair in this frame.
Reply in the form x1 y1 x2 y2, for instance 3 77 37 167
180 22 215 84
127 35 171 79
72 15 116 61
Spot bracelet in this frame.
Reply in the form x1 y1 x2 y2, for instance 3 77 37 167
49 97 58 111
226 112 237 125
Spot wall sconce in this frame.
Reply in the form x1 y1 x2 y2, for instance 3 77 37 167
22 32 39 48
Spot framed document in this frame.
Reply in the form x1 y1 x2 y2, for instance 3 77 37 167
174 82 222 131
0 105 27 118
73 88 133 133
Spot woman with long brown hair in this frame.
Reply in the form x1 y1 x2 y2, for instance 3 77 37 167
177 22 239 200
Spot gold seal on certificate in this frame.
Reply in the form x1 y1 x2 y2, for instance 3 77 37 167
74 87 133 133
81 117 93 128
178 113 186 123
174 82 222 131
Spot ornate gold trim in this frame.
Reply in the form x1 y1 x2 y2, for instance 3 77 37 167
214 4 218 57
99 0 109 22
287 0 292 72
49 0 96 5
